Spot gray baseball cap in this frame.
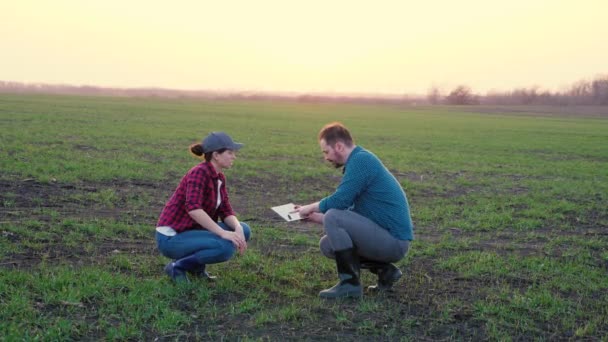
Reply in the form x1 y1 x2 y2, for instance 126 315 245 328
202 132 244 153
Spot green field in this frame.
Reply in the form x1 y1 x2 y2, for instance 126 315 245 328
1 93 607 340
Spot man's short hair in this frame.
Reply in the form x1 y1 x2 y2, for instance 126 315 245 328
318 122 354 147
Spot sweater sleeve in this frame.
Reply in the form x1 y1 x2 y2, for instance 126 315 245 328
319 152 372 213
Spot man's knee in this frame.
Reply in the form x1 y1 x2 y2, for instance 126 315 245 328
323 209 342 230
319 235 335 259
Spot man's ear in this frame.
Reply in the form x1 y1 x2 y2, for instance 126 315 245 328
335 141 344 152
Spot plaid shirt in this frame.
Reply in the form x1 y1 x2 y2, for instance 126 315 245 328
157 162 235 233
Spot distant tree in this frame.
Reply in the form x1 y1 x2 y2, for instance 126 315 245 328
511 86 540 104
567 79 593 104
591 75 608 105
537 90 555 105
446 85 478 105
427 86 442 105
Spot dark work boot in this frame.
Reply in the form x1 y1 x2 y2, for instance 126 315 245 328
367 263 402 291
319 248 363 299
164 254 202 283
189 264 217 281
360 257 383 274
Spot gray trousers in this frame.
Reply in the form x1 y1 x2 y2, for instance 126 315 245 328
319 209 410 263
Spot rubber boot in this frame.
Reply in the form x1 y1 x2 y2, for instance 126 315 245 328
360 257 403 291
189 264 217 281
360 257 383 274
164 254 202 283
367 263 402 291
319 248 363 299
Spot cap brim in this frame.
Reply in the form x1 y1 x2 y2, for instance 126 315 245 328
231 142 244 150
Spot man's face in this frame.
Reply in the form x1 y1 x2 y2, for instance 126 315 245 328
319 139 343 168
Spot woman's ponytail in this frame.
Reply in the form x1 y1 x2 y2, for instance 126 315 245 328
190 143 205 158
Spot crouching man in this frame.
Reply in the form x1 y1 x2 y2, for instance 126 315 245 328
296 122 414 299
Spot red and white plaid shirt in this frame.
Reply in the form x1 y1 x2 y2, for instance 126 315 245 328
157 162 235 233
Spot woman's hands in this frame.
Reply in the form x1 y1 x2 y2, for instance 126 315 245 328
220 230 247 254
221 216 248 254
189 210 248 254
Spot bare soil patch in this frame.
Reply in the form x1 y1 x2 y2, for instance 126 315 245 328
2 173 606 339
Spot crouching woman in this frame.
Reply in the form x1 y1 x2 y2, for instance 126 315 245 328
155 132 251 282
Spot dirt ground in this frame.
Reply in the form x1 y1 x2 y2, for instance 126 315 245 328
0 174 560 267
1 175 606 340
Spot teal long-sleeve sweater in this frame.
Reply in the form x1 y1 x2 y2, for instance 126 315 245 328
319 146 414 241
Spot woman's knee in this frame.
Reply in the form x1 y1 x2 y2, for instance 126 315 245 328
240 222 252 241
217 240 236 262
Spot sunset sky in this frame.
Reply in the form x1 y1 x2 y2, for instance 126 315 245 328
2 0 607 95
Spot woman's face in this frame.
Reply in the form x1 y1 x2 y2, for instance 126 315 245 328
213 149 237 169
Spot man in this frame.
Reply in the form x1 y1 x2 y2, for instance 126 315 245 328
296 122 414 299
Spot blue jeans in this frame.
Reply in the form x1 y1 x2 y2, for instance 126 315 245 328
156 222 252 264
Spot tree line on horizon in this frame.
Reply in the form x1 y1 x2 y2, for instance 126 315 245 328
428 74 608 106
1 74 607 106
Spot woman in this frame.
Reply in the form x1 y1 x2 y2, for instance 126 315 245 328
156 132 251 282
